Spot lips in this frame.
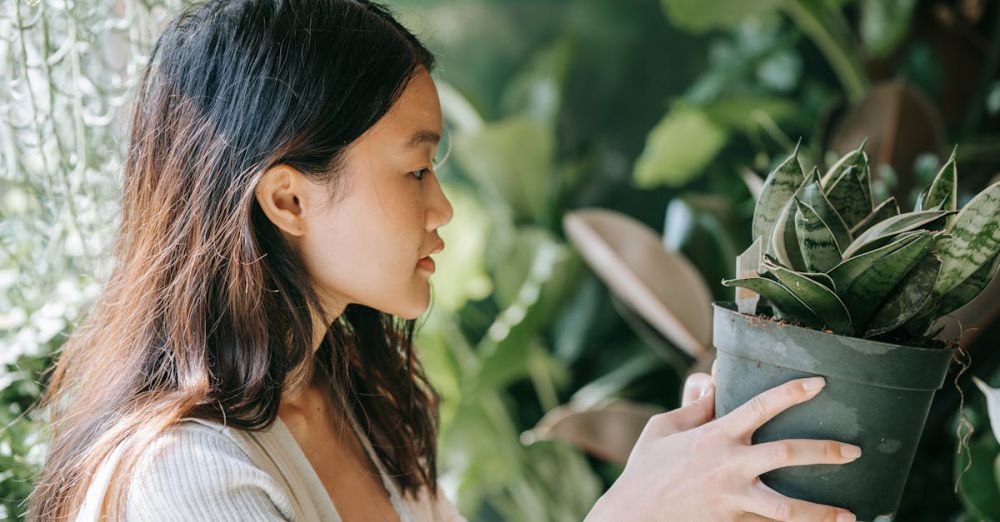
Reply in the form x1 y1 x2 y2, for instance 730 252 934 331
422 240 445 259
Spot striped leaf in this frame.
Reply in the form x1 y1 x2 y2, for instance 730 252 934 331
762 259 853 334
797 168 852 250
915 147 957 213
851 197 900 236
753 144 805 254
934 181 1000 297
828 232 927 294
842 233 937 330
936 252 1000 316
794 198 842 272
826 165 872 229
768 197 806 271
721 275 823 328
842 209 953 258
821 140 871 205
865 256 942 338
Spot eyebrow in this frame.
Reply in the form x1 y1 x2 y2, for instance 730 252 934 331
405 129 441 149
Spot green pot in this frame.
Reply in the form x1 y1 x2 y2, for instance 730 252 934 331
712 302 953 522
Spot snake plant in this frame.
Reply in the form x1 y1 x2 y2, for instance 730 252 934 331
724 142 1000 343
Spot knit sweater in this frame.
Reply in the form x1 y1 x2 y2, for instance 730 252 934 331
74 409 465 522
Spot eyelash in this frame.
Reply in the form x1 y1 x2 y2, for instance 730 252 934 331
410 167 431 181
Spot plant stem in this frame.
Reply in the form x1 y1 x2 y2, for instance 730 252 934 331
782 0 869 103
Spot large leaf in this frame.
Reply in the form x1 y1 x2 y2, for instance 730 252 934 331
659 0 781 33
915 147 957 213
842 209 953 258
865 256 941 337
794 198 842 272
826 166 873 229
937 252 1000 316
934 182 1000 297
842 232 936 330
829 232 927 294
753 145 805 254
763 260 853 335
721 275 823 328
634 105 727 189
851 196 900 236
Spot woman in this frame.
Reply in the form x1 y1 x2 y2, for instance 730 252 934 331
28 0 861 520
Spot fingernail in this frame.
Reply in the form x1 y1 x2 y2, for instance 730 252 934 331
699 384 714 399
802 377 826 391
836 511 856 522
841 445 862 459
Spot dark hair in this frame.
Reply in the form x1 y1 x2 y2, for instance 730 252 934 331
29 0 441 519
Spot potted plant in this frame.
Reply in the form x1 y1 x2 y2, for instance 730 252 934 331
716 141 1000 521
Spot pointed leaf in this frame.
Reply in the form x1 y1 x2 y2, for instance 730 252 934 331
828 232 927 294
916 147 958 213
822 140 871 206
937 252 1000 316
851 196 901 236
934 181 1000 297
753 144 805 254
866 256 942 337
768 197 805 271
794 198 842 272
826 165 873 229
797 168 852 250
843 209 953 258
721 275 823 328
762 260 853 334
843 232 937 330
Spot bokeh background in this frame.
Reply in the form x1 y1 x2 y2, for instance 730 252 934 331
3 0 1000 520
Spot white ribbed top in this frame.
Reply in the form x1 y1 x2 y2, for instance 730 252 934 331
74 407 465 522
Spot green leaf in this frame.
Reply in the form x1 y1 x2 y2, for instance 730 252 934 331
794 198 842 273
842 209 953 258
634 105 728 189
934 181 1000 297
821 140 871 207
767 197 806 271
762 259 853 335
955 430 1000 520
721 275 823 328
797 167 852 251
937 252 1000 316
842 232 936 330
851 196 900 236
660 0 781 33
830 232 925 295
916 147 958 213
865 256 941 337
826 166 873 229
753 144 805 254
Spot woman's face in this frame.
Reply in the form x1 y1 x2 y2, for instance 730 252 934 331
256 68 453 321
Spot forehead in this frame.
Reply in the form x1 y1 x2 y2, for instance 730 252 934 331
363 69 442 145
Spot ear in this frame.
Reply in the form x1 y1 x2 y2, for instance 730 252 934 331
255 164 310 237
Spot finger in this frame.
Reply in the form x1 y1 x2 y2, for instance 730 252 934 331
741 477 855 522
721 377 826 438
743 439 862 478
711 358 718 381
643 387 715 438
682 372 713 407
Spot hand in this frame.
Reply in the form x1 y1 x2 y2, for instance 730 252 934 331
584 369 859 522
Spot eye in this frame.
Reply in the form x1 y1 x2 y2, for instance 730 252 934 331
409 167 431 181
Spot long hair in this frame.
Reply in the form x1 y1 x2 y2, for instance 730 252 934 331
28 0 440 519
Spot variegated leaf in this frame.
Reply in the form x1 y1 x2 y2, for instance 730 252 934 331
828 232 927 294
937 251 1000 316
934 181 1000 297
842 232 937 330
915 147 957 214
794 198 842 272
768 197 806 271
797 168 852 250
826 165 873 229
822 139 871 205
763 259 853 335
721 275 823 328
842 209 953 258
752 144 805 255
865 256 941 337
851 197 900 236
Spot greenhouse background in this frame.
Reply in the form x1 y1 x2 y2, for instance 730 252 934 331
2 0 1000 520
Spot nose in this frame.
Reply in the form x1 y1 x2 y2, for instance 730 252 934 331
426 173 453 231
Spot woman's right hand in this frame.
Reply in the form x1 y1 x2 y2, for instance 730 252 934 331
584 375 860 522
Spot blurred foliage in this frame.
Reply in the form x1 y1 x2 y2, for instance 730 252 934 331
3 0 1000 521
